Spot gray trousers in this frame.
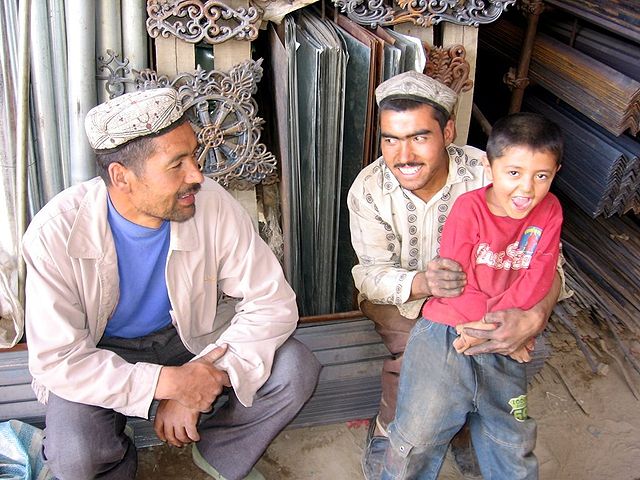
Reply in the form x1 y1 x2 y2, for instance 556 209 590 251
43 326 320 480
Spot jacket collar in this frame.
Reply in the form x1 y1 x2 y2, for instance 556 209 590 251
67 178 199 258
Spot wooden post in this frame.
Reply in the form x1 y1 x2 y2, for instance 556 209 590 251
154 36 195 77
441 24 478 145
212 0 258 227
394 23 434 46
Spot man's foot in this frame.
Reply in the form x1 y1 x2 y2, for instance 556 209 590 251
362 415 389 480
192 444 265 480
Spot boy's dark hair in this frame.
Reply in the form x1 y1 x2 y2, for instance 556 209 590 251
379 97 450 133
95 115 190 185
486 112 563 165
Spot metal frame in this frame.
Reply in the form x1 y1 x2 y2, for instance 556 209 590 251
332 0 517 29
146 0 262 44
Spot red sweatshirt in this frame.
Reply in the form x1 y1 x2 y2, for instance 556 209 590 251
422 185 562 327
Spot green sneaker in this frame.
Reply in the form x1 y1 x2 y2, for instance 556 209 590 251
192 444 265 480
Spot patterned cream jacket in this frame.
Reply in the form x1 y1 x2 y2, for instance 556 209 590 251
349 144 569 319
22 177 298 418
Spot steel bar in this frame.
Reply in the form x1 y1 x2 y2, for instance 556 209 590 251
30 1 64 202
47 0 70 188
65 0 96 184
482 20 640 136
508 1 542 113
16 0 31 311
96 1 122 103
544 0 639 44
121 0 147 93
0 3 18 258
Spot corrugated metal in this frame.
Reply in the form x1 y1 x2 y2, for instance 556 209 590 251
0 318 385 447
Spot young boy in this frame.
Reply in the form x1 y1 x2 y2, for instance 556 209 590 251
380 112 563 480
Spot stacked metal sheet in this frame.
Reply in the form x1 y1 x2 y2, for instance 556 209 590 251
525 92 640 217
481 20 640 136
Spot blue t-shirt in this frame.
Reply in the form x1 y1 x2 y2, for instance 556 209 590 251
104 197 172 338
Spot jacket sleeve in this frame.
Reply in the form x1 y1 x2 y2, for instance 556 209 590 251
22 229 161 419
194 194 299 407
347 182 417 307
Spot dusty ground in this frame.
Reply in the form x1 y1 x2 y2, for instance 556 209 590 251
138 334 640 479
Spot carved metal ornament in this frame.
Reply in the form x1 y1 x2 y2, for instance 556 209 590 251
146 0 262 45
424 44 473 94
96 50 132 99
333 0 517 29
135 60 277 188
99 58 276 189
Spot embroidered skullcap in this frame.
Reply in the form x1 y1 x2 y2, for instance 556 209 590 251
375 71 458 116
85 88 184 150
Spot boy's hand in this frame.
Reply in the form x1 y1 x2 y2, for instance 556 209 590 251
453 320 495 353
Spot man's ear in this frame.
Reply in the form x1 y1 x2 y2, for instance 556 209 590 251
481 155 493 181
443 118 456 145
107 162 132 191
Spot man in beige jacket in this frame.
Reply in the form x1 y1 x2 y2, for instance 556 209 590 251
22 88 320 480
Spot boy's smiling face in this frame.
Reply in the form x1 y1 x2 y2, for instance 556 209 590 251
483 146 560 219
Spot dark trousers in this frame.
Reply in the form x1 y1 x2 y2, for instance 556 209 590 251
361 300 419 431
43 326 320 480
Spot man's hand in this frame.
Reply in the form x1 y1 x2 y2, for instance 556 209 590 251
460 307 546 356
410 257 466 300
154 399 200 448
460 271 560 356
155 344 231 412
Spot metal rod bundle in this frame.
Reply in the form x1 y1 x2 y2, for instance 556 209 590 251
544 0 639 44
481 20 640 136
525 92 640 217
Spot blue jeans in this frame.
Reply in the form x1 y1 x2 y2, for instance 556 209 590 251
381 319 537 480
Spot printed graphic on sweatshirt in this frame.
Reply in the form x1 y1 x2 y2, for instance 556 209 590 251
475 225 542 270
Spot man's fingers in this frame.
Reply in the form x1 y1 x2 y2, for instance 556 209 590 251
185 423 201 443
432 256 464 271
459 326 497 340
200 344 228 363
154 417 167 443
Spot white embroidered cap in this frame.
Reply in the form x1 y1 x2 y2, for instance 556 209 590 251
375 70 458 115
84 88 184 150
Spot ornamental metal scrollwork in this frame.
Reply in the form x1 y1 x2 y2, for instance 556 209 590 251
424 44 473 94
96 50 132 99
332 0 517 29
134 60 278 189
146 0 262 45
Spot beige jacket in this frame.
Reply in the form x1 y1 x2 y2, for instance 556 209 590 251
22 177 298 418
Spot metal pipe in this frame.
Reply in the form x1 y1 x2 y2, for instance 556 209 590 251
472 103 492 137
508 1 543 114
0 4 18 259
96 0 122 103
121 0 148 93
48 0 71 188
17 0 32 312
65 0 96 184
30 1 64 202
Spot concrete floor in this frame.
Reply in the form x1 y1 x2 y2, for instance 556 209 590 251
136 420 466 480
